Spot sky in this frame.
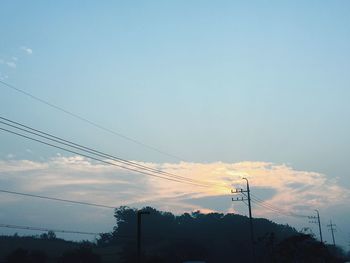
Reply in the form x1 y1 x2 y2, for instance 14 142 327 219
0 0 350 248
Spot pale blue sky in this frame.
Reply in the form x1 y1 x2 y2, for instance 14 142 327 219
0 0 350 247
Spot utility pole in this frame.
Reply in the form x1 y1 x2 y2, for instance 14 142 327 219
231 178 256 262
327 220 336 246
309 210 323 243
137 210 150 263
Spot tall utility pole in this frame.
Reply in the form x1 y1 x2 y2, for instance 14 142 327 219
327 220 336 246
309 210 323 243
137 210 150 263
315 210 323 243
243 177 255 258
231 178 256 262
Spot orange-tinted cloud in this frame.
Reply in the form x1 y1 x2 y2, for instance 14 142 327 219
0 156 348 219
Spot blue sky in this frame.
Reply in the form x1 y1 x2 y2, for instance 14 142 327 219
1 1 350 248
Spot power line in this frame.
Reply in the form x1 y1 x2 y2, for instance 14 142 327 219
0 188 116 209
249 194 309 218
0 116 223 188
0 117 224 190
250 198 308 218
0 223 99 236
0 126 207 187
0 80 183 161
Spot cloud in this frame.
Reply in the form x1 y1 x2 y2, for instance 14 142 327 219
0 156 348 218
6 61 16 68
20 46 33 55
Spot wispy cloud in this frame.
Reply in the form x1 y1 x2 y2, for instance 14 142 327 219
6 61 16 68
0 47 33 78
0 156 348 217
20 46 33 55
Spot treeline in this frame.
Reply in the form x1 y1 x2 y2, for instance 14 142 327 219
98 206 348 262
1 206 349 262
0 232 100 263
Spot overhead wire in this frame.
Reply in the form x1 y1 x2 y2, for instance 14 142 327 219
0 126 208 187
0 223 99 236
0 189 116 209
0 116 225 189
249 194 309 218
235 191 310 218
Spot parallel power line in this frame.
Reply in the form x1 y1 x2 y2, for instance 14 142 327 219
232 187 310 218
0 223 99 236
0 116 229 189
0 189 116 209
249 193 309 218
0 117 206 187
0 125 203 187
0 80 183 161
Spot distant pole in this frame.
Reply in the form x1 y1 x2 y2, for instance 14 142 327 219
243 177 256 262
327 220 336 246
137 210 150 263
315 210 323 243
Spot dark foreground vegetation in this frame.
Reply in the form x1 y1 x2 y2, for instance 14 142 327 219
0 206 348 262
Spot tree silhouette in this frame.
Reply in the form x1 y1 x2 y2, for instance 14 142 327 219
40 230 56 240
101 206 302 263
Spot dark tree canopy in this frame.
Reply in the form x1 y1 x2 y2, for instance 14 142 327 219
98 206 332 263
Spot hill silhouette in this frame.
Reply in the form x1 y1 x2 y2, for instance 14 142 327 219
0 206 348 262
98 206 347 262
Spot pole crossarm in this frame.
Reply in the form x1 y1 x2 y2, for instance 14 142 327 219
231 188 248 194
232 197 249 202
327 220 336 246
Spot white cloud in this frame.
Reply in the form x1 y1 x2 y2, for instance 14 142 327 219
0 156 348 218
12 57 18 61
20 46 33 55
6 61 16 68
